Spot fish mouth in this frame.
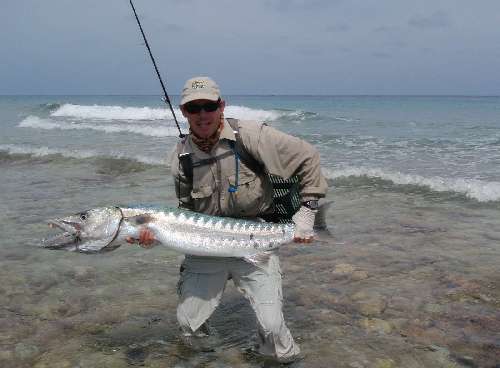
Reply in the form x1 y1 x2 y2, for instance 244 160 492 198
41 220 81 250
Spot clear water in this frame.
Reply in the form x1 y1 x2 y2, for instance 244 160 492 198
1 95 499 367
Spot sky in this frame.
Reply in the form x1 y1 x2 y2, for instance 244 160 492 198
1 0 500 95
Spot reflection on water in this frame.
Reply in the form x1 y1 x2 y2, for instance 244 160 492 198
1 165 499 368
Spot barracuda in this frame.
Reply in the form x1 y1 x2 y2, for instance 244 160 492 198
41 206 296 257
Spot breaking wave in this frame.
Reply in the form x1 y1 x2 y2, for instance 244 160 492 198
3 142 499 202
49 103 287 123
225 105 283 121
0 144 166 166
35 102 62 114
19 102 301 136
51 104 176 121
325 166 500 203
18 116 183 138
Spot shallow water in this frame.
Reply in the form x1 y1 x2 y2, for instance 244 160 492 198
1 95 499 367
1 161 499 368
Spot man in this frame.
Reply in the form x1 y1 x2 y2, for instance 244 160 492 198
135 76 328 363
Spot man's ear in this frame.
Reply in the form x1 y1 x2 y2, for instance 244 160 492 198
219 99 226 113
180 105 188 118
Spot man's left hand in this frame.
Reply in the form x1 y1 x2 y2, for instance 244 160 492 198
292 205 317 243
126 228 156 249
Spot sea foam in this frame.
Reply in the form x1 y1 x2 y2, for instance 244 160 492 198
326 166 500 202
18 116 183 137
224 105 283 122
0 144 165 166
50 103 286 123
51 104 177 121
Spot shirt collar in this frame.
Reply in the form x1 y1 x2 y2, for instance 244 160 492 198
218 118 236 142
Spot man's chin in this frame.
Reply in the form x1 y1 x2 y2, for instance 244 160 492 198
193 128 216 139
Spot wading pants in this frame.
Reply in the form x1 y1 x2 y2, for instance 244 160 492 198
176 252 301 363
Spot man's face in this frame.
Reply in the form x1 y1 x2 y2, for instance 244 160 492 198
181 99 225 139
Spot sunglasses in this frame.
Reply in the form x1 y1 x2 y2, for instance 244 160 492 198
184 99 221 114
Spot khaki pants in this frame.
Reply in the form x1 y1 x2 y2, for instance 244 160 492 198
176 252 301 363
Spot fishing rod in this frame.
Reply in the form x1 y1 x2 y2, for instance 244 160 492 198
128 0 184 138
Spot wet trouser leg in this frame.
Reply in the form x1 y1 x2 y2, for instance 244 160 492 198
176 268 228 334
232 254 301 363
176 255 300 363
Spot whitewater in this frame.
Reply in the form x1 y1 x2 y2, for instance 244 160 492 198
3 95 500 202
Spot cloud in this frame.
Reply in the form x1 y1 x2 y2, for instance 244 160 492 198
373 26 398 33
325 24 350 33
372 51 392 59
264 0 338 12
408 10 451 29
164 24 183 33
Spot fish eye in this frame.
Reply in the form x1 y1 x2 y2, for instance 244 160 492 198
80 213 88 221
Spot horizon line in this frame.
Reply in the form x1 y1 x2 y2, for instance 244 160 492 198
1 93 500 98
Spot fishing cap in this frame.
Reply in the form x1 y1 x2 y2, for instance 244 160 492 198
180 76 221 105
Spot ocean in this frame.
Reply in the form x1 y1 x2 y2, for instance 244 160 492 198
1 95 499 367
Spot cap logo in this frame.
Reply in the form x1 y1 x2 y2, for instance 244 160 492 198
191 80 207 89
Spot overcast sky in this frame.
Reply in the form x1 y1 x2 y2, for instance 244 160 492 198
2 0 500 95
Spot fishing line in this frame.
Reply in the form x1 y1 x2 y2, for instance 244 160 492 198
128 0 184 138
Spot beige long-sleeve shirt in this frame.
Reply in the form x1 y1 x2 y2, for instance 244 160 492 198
171 119 328 218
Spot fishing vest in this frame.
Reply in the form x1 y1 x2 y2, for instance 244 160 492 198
178 118 301 223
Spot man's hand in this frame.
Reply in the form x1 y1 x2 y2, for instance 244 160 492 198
292 205 317 243
126 228 156 249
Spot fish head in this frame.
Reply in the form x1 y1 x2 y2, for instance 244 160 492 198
42 207 123 253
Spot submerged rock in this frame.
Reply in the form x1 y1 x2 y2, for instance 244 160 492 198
422 303 445 314
34 360 73 368
72 266 96 281
374 358 396 368
330 263 369 282
77 351 127 368
352 270 369 281
332 263 356 276
387 318 409 333
0 349 13 361
422 345 461 368
351 291 387 317
14 342 39 360
359 318 393 334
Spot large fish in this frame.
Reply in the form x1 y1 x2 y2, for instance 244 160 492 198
41 206 297 257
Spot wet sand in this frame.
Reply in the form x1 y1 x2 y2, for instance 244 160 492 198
0 165 499 367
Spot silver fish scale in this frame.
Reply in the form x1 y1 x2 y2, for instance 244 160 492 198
122 206 295 257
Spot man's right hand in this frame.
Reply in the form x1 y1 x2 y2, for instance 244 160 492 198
126 228 156 249
292 205 317 243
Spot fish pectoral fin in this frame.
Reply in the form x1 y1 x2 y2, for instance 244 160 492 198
126 214 154 225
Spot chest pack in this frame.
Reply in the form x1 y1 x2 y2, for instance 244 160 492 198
178 118 301 222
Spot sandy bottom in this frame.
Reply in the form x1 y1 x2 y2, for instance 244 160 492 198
1 164 499 367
